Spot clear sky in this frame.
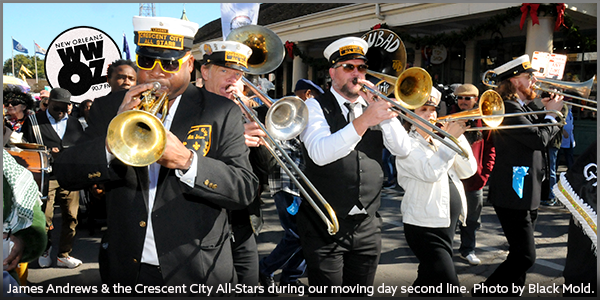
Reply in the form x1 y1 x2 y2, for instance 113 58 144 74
3 3 222 67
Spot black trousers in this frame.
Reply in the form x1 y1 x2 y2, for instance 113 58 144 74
481 206 538 296
298 212 382 297
403 178 462 297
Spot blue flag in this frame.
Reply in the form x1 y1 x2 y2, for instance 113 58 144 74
12 38 28 54
122 33 131 60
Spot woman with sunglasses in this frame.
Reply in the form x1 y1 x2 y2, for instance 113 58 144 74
4 87 34 133
395 87 476 296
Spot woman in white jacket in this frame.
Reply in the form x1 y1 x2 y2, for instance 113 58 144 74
396 87 477 296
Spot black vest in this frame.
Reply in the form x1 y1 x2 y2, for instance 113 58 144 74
301 91 384 218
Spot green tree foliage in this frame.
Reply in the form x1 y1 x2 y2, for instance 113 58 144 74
3 54 46 79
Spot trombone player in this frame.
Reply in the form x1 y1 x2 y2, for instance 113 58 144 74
199 40 277 293
53 16 258 294
298 37 412 296
474 54 563 296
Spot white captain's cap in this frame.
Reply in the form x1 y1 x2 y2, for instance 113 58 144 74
133 16 199 60
492 54 538 82
323 37 368 66
423 86 441 107
199 41 252 72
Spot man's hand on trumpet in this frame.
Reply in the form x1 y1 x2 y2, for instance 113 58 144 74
440 119 469 138
540 89 564 119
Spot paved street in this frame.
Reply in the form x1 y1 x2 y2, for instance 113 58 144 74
24 183 573 297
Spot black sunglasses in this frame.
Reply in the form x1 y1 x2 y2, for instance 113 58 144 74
7 100 25 106
334 63 369 74
52 105 68 113
456 96 475 100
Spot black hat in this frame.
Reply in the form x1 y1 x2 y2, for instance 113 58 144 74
294 79 324 94
199 41 252 72
493 54 538 82
133 16 199 60
49 88 71 104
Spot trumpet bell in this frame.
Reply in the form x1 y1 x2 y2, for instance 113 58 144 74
226 24 285 75
438 90 505 128
106 110 167 167
266 96 309 141
395 67 432 109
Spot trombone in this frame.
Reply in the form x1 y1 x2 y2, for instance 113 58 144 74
227 24 339 235
482 70 597 111
436 90 566 130
362 68 470 159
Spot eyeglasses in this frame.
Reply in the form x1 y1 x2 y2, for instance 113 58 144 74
136 53 191 74
52 105 68 113
334 63 369 74
6 100 24 107
456 96 475 100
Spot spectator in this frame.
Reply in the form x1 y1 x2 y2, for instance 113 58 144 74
293 78 324 101
4 87 34 133
20 88 85 269
38 90 50 112
542 103 569 207
106 59 137 93
77 99 93 130
3 150 47 292
449 83 496 265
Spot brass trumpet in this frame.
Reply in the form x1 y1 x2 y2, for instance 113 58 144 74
106 82 168 167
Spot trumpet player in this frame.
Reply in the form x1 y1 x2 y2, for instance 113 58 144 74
53 16 258 294
298 37 412 296
395 87 476 296
474 54 563 296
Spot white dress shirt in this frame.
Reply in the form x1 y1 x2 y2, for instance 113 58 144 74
46 110 69 139
300 87 412 166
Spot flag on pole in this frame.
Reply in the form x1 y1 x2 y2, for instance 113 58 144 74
123 33 131 60
12 38 28 54
19 65 33 77
34 41 47 55
220 3 260 40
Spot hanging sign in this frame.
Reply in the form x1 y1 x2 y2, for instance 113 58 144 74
532 51 567 80
45 26 121 103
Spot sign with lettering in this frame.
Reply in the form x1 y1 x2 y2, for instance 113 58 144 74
532 51 568 80
44 26 121 103
361 29 406 96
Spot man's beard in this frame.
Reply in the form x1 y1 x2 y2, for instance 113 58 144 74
519 84 537 100
338 79 360 99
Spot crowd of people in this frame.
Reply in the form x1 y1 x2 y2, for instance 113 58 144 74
3 15 595 297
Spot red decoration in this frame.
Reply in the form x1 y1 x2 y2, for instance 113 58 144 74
520 3 540 30
373 23 382 30
284 41 295 59
555 3 568 31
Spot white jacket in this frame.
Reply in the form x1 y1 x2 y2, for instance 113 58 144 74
396 130 477 228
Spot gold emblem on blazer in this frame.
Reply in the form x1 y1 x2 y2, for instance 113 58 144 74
183 125 212 156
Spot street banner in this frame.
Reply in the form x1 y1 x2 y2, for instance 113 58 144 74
220 3 260 40
44 26 121 103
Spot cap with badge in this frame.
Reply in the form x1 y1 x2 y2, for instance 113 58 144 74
323 37 368 66
49 88 72 104
423 86 441 107
492 54 538 82
454 84 479 97
199 41 252 72
133 16 199 60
